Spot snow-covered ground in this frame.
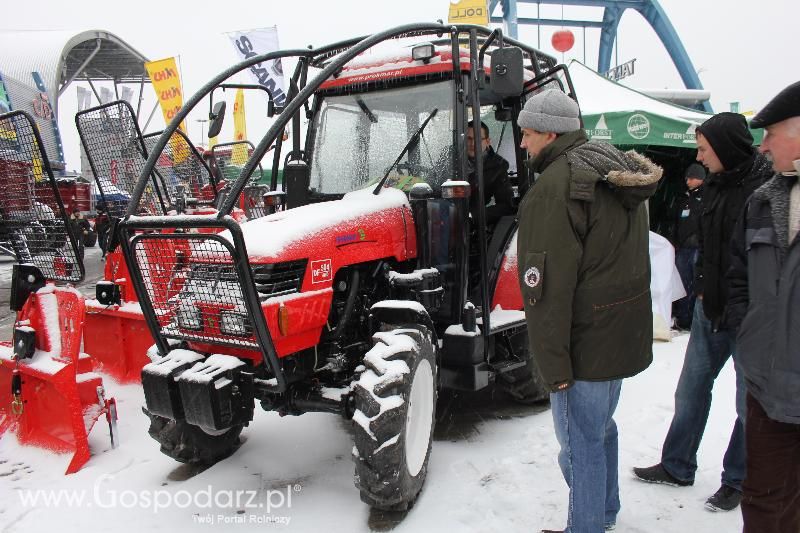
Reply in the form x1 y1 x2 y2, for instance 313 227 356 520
0 333 743 533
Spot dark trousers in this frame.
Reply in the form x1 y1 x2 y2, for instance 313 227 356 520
741 393 800 533
673 247 698 329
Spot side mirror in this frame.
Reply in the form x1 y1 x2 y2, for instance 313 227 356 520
208 101 226 138
490 47 524 98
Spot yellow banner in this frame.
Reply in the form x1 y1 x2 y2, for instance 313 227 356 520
232 89 248 166
448 0 489 25
145 57 188 162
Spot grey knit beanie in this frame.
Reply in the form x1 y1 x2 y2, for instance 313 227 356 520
518 89 580 133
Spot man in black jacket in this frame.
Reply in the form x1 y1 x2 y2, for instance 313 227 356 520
634 113 773 512
672 163 706 329
466 120 514 224
727 81 800 533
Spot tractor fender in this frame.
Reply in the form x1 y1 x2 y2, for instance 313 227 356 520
369 301 436 340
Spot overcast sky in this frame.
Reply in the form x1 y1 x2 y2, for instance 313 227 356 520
2 0 798 171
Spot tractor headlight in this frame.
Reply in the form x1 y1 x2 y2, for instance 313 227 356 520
220 310 252 337
176 305 202 331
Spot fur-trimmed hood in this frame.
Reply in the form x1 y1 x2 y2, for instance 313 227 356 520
567 140 663 210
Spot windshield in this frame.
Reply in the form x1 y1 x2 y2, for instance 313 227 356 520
309 80 455 195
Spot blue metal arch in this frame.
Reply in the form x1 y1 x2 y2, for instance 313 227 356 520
490 0 712 112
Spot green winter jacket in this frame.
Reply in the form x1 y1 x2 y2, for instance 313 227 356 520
517 130 662 390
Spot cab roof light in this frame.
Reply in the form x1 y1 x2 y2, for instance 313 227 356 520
412 43 435 64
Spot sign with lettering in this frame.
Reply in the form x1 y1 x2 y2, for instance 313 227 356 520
145 57 187 131
311 259 333 284
448 0 489 25
604 59 637 81
145 57 188 162
226 27 287 107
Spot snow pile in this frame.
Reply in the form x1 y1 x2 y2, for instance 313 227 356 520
477 306 526 330
387 267 439 284
141 348 205 378
445 324 481 337
371 299 427 315
179 353 246 385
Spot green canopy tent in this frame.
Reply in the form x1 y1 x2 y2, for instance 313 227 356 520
570 60 763 147
568 60 764 239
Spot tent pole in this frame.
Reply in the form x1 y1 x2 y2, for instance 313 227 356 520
142 101 160 133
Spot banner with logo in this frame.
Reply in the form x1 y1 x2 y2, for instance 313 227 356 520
145 57 187 133
448 0 489 25
232 88 248 165
145 57 188 161
225 27 287 107
582 111 763 148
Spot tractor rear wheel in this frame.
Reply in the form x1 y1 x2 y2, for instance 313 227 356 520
352 324 437 510
145 409 243 465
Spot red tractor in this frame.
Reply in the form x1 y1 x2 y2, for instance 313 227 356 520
119 23 579 510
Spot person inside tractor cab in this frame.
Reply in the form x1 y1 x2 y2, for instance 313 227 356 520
466 119 514 225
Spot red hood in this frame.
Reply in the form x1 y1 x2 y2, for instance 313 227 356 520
222 187 415 267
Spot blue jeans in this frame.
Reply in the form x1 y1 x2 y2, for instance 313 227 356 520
661 302 747 490
673 247 699 328
552 379 622 533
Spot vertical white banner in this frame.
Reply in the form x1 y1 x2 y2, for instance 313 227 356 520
226 26 287 107
100 87 113 104
121 86 134 105
77 86 87 111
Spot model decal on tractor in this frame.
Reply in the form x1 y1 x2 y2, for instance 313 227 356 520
310 259 333 284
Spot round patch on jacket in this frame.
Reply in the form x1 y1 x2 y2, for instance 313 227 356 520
524 267 541 288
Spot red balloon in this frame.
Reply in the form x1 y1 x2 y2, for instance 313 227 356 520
551 30 575 53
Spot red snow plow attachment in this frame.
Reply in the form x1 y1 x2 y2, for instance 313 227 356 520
0 284 115 473
0 110 117 474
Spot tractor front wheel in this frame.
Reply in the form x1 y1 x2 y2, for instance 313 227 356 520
352 324 437 511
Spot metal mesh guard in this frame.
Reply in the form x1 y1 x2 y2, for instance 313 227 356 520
131 233 258 349
0 111 83 282
143 130 215 203
76 101 165 218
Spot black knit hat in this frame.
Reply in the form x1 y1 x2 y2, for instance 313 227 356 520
684 163 706 181
750 81 800 129
695 112 754 171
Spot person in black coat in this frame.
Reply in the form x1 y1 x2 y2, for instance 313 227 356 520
672 163 706 329
94 204 111 258
727 80 800 533
466 120 514 225
634 112 772 512
69 208 91 260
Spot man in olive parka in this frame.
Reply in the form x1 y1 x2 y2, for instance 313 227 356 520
516 89 661 533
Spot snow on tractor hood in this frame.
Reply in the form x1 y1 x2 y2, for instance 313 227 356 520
219 187 411 261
